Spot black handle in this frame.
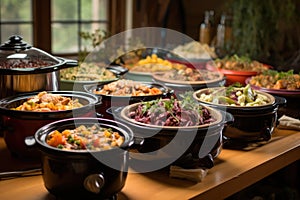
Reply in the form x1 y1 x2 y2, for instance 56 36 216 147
56 57 78 69
94 96 102 108
125 136 144 151
260 127 272 141
162 87 174 99
218 110 234 125
106 65 128 76
84 173 105 194
274 95 287 107
197 154 214 169
133 136 144 147
0 35 32 51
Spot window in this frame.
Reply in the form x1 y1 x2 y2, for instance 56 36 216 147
0 0 125 57
51 0 109 54
0 0 33 44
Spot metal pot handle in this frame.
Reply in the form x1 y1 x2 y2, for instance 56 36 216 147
56 57 78 69
24 136 37 147
106 65 128 76
83 173 105 194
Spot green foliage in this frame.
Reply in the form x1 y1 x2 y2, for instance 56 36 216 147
226 0 300 66
78 29 109 62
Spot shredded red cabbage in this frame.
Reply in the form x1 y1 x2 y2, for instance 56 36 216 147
128 97 215 127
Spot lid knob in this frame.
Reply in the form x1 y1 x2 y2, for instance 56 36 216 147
0 35 32 51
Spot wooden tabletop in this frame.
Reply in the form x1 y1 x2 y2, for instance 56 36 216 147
0 128 299 200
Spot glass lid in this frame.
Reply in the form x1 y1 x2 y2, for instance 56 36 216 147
0 35 78 75
0 35 62 73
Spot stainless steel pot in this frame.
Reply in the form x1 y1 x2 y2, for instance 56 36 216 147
0 35 78 99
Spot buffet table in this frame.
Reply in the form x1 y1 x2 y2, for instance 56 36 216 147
0 128 299 200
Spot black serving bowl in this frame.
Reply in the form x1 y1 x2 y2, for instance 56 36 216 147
84 80 173 119
25 117 141 200
112 102 233 170
0 91 100 159
193 87 286 144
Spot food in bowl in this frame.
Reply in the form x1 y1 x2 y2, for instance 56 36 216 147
129 54 186 73
193 84 285 143
85 80 171 119
60 62 117 81
127 93 216 126
195 84 271 106
153 68 222 82
11 91 83 111
206 55 269 86
248 69 300 90
0 59 56 69
0 91 100 158
172 41 217 59
213 54 268 73
92 79 162 96
118 92 231 169
46 124 124 150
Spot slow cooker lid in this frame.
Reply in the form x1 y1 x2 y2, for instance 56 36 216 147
0 35 32 51
0 35 59 62
0 35 73 74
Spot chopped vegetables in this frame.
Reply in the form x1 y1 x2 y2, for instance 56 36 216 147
129 54 186 73
198 84 270 106
214 54 268 73
128 92 215 126
60 62 116 81
249 69 300 90
46 124 124 151
154 68 221 82
11 91 83 111
93 79 162 96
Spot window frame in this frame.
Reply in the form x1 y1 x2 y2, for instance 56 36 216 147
32 0 125 58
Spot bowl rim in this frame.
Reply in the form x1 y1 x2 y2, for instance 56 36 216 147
84 80 171 98
0 90 99 115
34 117 134 153
60 77 119 84
119 99 223 130
151 69 224 85
217 68 258 75
205 61 267 75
